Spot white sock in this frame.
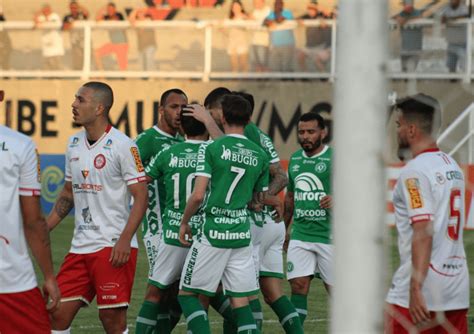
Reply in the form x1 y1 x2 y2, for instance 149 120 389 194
123 328 129 334
51 328 71 334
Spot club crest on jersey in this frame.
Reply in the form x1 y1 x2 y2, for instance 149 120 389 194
94 154 106 169
405 178 423 209
435 172 445 184
81 170 89 179
315 162 327 173
130 147 144 172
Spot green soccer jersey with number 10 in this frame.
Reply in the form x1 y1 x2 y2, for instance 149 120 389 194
145 140 204 247
196 134 269 249
135 126 183 239
287 145 332 244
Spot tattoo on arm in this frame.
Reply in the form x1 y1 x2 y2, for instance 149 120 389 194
268 163 289 196
55 196 74 219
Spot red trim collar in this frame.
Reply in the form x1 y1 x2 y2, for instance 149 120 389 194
415 147 440 157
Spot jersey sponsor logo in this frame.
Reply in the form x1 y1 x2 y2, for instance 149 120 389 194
294 172 327 202
69 157 79 162
73 183 103 192
436 172 445 184
99 282 120 291
210 207 247 218
94 154 106 169
0 141 8 151
130 147 144 172
35 149 41 182
405 178 423 209
183 246 199 285
81 170 89 179
72 137 79 145
315 162 327 173
446 170 463 181
79 207 100 230
165 229 179 240
220 145 259 166
168 153 198 168
291 164 300 172
208 229 251 240
41 166 64 203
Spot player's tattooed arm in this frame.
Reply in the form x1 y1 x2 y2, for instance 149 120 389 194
47 181 74 230
268 162 289 196
258 191 283 221
283 191 294 229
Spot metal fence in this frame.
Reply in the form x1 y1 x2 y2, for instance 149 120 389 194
0 18 473 81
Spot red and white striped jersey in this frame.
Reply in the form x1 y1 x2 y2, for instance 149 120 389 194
65 125 146 254
386 148 470 311
0 126 41 293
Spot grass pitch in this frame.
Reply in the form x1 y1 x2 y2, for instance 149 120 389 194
39 217 473 333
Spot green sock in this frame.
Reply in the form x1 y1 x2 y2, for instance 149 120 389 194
233 305 258 334
271 296 304 334
210 292 238 333
290 294 308 325
136 301 159 334
156 303 171 334
249 298 263 331
178 295 211 334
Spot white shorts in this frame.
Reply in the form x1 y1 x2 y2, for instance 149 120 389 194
149 241 189 289
180 241 259 297
286 240 333 285
143 233 161 277
259 221 285 279
250 220 263 276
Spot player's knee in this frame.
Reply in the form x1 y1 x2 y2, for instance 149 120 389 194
144 284 162 303
290 277 310 295
99 309 126 333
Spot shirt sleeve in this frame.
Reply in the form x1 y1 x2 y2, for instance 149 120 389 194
119 140 147 185
195 142 212 179
399 169 434 224
145 149 166 180
254 156 269 193
19 139 41 196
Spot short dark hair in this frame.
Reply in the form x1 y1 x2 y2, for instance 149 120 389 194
180 109 207 137
396 93 440 135
160 88 187 107
83 81 114 112
221 94 251 126
204 87 231 109
299 112 325 129
232 91 255 115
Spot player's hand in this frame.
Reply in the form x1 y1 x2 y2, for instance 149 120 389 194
320 195 332 209
110 238 131 267
179 222 192 247
182 104 213 124
43 276 60 312
409 287 431 325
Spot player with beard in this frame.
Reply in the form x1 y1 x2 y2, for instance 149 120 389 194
135 88 187 333
284 112 333 327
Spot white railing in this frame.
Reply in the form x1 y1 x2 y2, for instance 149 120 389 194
437 102 474 164
0 18 473 81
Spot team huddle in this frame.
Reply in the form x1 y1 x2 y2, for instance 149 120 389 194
0 83 469 334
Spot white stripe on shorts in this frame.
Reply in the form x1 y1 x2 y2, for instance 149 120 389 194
280 312 299 326
186 310 207 324
238 324 257 332
295 308 308 315
136 317 157 326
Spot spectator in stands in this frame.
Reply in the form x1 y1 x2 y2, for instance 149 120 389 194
393 0 424 72
297 1 332 72
439 0 469 73
95 2 129 71
264 0 295 72
62 1 89 70
34 4 65 70
129 0 163 71
250 0 271 72
226 0 250 72
0 6 12 70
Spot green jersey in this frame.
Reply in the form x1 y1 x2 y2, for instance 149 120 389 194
287 145 332 244
196 134 269 249
244 122 280 226
135 126 182 238
145 140 204 247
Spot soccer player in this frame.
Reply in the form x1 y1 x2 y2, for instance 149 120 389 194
135 110 208 333
385 94 469 333
47 82 148 334
0 124 60 334
177 94 281 334
284 112 333 326
135 88 187 332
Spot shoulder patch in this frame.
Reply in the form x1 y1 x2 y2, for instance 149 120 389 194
405 178 423 209
130 147 145 172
